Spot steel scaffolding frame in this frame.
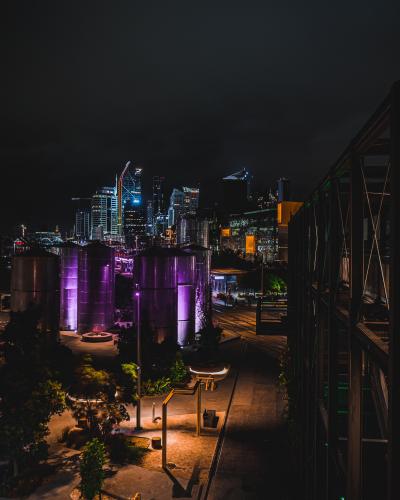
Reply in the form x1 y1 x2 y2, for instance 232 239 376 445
288 81 400 500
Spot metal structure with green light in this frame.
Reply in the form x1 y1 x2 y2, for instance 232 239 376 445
288 81 400 500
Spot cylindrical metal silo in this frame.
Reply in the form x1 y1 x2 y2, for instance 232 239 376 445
176 251 196 346
59 242 80 331
182 244 211 332
78 242 115 333
134 247 179 343
11 248 60 334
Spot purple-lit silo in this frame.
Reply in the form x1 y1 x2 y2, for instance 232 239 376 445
182 244 211 332
59 242 79 331
78 242 115 333
176 251 196 345
134 247 196 345
11 248 60 334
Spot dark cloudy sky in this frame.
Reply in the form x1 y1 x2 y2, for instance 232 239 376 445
2 0 400 233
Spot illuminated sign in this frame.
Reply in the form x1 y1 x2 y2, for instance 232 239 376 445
221 228 231 237
245 234 256 254
277 202 303 225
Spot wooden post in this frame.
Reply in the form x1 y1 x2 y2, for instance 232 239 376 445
162 403 167 468
196 383 202 436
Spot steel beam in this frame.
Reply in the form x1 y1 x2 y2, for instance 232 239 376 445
347 151 363 500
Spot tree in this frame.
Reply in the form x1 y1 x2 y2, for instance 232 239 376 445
69 356 129 439
120 362 138 403
169 353 189 384
0 310 66 476
197 323 223 362
0 372 66 476
80 438 106 500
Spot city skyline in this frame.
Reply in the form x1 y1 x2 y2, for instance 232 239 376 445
2 2 400 234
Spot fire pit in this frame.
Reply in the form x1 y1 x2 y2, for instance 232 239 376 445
81 332 113 343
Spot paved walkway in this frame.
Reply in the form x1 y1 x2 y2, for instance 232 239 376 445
207 340 292 500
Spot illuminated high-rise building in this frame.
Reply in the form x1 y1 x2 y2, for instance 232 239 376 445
151 176 165 236
168 188 185 227
117 161 143 235
168 186 200 229
183 186 200 214
72 198 91 241
75 209 90 241
152 176 165 215
91 186 118 240
123 200 146 249
146 200 154 236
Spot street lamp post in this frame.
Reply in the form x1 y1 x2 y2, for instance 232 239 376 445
135 285 142 430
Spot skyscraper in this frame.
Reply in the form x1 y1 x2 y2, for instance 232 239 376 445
117 161 143 235
277 177 291 202
221 168 251 213
168 188 185 227
123 200 146 249
182 186 200 214
151 176 165 236
168 186 200 229
91 186 118 240
72 197 91 241
146 200 154 236
152 176 165 216
75 209 90 241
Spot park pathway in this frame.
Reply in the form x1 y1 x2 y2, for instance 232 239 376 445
206 338 293 500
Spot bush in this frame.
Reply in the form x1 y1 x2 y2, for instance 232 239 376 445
265 273 287 294
142 377 172 396
79 438 106 500
169 354 188 385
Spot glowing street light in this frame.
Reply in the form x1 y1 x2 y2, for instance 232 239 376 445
135 285 142 430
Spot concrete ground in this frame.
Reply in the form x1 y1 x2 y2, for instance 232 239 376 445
12 306 292 499
26 343 238 500
60 331 118 357
206 339 293 500
29 412 223 500
213 304 287 359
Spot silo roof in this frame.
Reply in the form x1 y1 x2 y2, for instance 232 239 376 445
138 246 188 257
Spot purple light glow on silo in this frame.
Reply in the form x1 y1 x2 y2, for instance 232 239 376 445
60 244 79 331
77 242 115 333
63 264 78 330
177 284 192 346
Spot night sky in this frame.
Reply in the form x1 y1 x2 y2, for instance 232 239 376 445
2 1 400 233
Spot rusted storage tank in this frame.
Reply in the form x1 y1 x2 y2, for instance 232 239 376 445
134 247 196 345
11 248 60 334
78 242 115 333
59 242 80 331
182 244 211 332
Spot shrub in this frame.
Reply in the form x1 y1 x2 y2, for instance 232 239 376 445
169 354 188 384
142 377 172 396
79 438 106 500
